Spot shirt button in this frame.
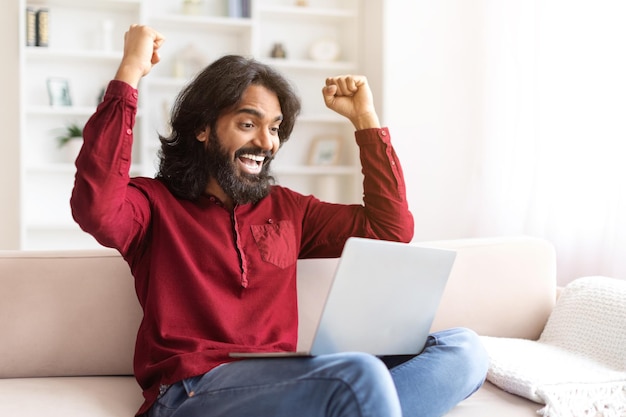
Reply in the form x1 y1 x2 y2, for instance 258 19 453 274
267 218 274 224
126 128 132 135
380 130 387 136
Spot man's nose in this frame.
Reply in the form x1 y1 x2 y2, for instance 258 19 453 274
253 129 275 152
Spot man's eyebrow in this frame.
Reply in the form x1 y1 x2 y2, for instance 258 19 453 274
236 108 283 122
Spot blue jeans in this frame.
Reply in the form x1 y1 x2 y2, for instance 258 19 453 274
146 328 488 417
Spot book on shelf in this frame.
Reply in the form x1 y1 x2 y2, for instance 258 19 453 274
228 0 251 18
35 8 49 47
26 7 36 46
241 0 250 18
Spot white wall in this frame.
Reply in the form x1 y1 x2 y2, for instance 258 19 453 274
380 1 486 241
0 0 21 249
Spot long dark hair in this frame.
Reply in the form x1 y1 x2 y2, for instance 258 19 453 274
156 55 301 200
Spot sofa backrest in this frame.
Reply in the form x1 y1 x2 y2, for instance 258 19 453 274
421 236 557 338
0 250 140 378
0 236 556 379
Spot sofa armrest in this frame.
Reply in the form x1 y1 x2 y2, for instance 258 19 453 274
421 236 557 339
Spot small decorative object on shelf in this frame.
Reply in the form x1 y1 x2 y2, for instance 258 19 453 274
308 136 341 166
270 43 287 59
172 43 209 79
55 123 83 148
309 38 340 62
35 8 49 47
295 0 308 6
54 122 84 163
46 78 72 107
181 0 203 16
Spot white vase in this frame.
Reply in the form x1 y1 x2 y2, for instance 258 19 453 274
63 137 83 163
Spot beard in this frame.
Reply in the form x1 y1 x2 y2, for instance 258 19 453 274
205 131 275 205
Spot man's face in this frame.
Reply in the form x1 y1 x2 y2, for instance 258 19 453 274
198 84 283 206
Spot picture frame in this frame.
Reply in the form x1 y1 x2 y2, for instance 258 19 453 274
308 135 341 166
47 77 72 106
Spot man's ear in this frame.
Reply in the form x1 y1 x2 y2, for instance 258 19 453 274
196 127 209 142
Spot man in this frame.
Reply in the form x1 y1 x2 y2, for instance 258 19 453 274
71 25 488 417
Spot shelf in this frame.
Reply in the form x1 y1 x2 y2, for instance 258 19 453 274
25 221 82 231
257 5 357 20
145 76 189 89
26 0 141 12
145 59 358 87
25 47 123 62
149 14 253 33
26 105 96 117
262 57 357 72
26 106 144 118
25 162 144 175
24 163 75 174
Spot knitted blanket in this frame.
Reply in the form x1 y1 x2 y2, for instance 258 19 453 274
480 276 626 417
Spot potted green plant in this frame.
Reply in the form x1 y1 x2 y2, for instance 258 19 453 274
55 122 84 162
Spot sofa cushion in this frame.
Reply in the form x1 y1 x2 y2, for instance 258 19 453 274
447 382 538 416
0 378 538 417
481 276 626 416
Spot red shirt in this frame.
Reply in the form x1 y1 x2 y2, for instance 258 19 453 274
70 80 414 415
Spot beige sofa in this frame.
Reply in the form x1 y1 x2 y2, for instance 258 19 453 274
0 236 557 416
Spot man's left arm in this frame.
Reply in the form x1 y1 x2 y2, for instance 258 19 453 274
355 125 414 242
322 75 414 241
298 76 414 257
298 125 414 258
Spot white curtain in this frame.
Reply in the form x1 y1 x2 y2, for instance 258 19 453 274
472 0 626 285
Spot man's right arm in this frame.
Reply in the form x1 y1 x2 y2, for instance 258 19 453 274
70 80 149 253
70 25 164 253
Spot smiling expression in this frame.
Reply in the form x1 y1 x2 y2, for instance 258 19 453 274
197 84 284 208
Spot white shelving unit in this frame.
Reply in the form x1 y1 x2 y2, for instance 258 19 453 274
18 0 364 249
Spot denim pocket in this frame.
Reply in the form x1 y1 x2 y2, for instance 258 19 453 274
251 220 297 269
148 383 186 417
149 376 202 417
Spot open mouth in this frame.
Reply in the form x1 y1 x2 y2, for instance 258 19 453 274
237 153 266 175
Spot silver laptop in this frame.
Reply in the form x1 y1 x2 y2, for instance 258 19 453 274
230 237 456 358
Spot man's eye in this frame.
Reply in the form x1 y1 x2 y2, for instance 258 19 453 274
241 122 254 129
270 127 280 135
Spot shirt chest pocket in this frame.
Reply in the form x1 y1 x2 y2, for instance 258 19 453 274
250 220 297 269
